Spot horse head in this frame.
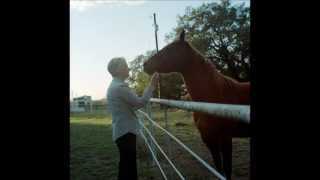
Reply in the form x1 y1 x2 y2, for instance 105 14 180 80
144 30 193 75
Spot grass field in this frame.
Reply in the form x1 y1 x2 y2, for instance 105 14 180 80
70 108 250 180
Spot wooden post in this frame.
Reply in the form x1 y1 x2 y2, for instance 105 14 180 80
153 13 161 101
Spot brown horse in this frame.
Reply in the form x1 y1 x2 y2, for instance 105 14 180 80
144 30 250 180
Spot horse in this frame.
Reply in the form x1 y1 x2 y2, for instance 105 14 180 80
143 30 250 180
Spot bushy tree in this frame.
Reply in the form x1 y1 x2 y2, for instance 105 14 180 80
165 0 250 81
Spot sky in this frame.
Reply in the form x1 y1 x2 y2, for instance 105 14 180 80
70 0 250 100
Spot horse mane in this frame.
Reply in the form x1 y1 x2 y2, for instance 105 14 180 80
186 42 212 64
186 41 239 90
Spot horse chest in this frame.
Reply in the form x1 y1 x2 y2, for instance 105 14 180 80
194 112 230 138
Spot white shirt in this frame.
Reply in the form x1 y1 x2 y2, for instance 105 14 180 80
107 77 155 142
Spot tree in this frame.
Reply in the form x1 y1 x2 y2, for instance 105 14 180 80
127 51 155 96
165 0 250 81
158 73 185 100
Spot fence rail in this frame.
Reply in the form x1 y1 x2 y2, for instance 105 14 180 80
138 110 226 180
139 129 168 180
139 117 185 180
71 98 250 179
137 98 250 180
150 98 250 123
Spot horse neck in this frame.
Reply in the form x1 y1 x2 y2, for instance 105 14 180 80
181 53 223 101
178 47 250 105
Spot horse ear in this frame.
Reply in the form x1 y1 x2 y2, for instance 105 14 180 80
179 29 185 41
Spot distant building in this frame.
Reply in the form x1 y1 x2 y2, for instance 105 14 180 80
70 95 92 112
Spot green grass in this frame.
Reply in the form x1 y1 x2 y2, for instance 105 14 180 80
70 108 250 180
70 113 118 180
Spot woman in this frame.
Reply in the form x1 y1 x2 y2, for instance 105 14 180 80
107 57 159 180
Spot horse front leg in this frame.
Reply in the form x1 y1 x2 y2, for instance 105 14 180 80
221 136 232 180
207 141 224 177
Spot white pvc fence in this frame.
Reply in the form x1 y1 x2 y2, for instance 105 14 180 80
137 98 250 180
150 98 250 123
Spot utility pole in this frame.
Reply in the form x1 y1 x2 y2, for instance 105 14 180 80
147 13 160 168
153 13 161 99
153 13 159 53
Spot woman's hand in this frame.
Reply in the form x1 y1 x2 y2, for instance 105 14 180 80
150 72 160 88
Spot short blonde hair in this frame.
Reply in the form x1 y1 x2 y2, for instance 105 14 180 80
107 57 127 77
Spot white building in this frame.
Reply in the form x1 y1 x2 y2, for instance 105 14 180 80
70 95 92 112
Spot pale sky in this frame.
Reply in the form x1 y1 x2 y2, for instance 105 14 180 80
70 0 249 100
